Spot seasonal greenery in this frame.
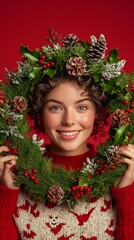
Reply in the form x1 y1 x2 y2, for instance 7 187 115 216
0 28 134 208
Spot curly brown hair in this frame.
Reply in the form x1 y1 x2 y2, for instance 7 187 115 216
30 74 110 122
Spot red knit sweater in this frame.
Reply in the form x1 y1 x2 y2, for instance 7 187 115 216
0 145 134 239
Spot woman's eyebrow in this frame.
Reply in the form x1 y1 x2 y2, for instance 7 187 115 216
75 98 91 104
45 99 63 104
45 98 91 105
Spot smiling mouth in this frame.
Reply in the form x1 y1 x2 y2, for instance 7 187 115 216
57 130 80 139
58 131 79 136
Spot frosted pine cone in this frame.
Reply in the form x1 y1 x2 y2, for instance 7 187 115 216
47 185 65 204
66 56 86 76
12 96 27 113
87 34 107 62
112 109 130 126
63 34 79 46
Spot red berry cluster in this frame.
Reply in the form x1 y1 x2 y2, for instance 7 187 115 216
68 185 91 200
88 172 93 179
127 132 131 141
126 82 134 92
5 141 19 155
124 99 134 113
9 148 18 155
39 55 55 69
24 169 39 185
95 159 115 175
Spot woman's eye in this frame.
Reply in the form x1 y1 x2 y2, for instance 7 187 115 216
49 105 62 111
78 105 88 111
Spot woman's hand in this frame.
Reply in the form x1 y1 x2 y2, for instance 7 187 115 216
0 146 19 189
114 144 134 188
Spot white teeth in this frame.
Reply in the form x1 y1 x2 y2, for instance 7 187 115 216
60 131 78 136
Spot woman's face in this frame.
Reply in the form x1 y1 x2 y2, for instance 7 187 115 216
43 81 96 156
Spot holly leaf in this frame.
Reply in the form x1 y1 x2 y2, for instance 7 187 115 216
102 79 121 94
44 68 56 77
29 67 42 79
109 49 119 64
113 125 130 145
93 73 101 82
78 176 88 187
123 92 133 101
20 46 40 62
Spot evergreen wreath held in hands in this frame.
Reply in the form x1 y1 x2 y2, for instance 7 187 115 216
0 28 134 208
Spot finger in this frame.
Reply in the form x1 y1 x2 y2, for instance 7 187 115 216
2 160 17 189
119 144 134 159
0 146 9 153
5 159 17 168
0 155 18 164
119 157 134 165
4 160 16 177
123 144 134 150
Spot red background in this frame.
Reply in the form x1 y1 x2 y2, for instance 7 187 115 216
0 0 134 80
0 0 134 145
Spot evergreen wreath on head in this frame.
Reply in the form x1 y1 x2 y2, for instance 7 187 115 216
0 28 134 208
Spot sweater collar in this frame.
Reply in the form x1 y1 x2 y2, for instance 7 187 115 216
44 144 95 171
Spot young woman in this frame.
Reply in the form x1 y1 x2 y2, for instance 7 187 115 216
0 73 134 240
0 32 134 240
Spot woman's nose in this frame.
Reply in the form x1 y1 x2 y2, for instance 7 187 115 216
62 110 75 126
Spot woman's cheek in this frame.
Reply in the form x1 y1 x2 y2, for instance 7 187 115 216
43 114 60 129
80 115 95 128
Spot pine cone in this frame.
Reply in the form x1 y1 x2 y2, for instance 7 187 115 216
0 91 8 106
12 96 27 113
87 34 107 62
63 34 80 46
47 185 65 204
112 109 130 126
66 56 86 76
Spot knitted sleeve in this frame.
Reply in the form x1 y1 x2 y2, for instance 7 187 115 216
111 182 134 240
0 184 20 240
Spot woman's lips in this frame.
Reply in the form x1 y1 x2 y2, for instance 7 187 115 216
57 131 80 140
